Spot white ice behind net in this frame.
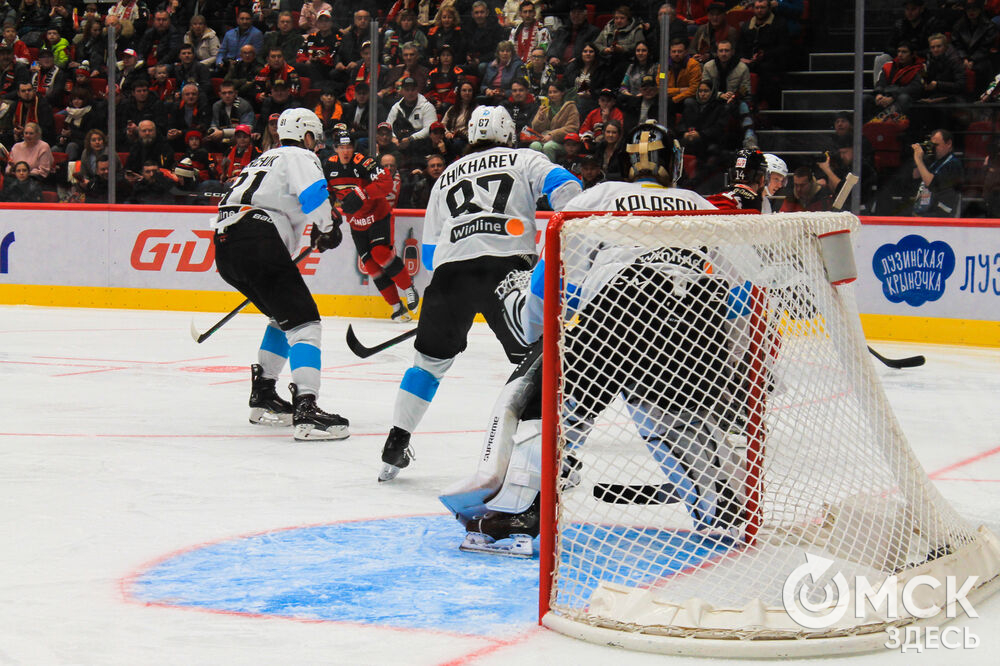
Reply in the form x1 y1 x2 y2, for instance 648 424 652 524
546 212 1000 645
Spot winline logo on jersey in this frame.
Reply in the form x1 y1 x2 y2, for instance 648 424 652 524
450 216 525 243
781 553 980 651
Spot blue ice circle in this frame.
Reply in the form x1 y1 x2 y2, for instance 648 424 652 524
129 515 540 637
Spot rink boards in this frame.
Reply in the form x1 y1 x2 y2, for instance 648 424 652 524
0 204 997 347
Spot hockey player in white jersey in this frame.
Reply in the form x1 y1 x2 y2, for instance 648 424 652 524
498 121 715 349
211 107 349 441
378 105 582 482
439 122 750 556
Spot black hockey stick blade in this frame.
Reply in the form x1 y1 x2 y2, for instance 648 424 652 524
346 325 417 358
191 247 313 343
592 482 681 505
867 346 926 369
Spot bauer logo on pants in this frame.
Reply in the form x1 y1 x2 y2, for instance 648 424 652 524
871 234 955 307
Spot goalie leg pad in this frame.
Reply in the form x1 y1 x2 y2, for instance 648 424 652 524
439 351 542 521
629 401 740 531
483 419 541 515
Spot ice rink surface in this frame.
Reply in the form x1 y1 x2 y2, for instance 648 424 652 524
2 304 999 666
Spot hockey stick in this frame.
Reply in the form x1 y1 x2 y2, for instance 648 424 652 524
827 176 926 370
592 482 680 505
866 346 926 369
190 247 313 343
831 172 859 210
345 324 417 358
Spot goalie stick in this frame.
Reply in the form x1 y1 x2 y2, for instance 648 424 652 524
831 172 859 211
592 482 680 505
829 176 926 371
190 247 312 343
345 325 417 358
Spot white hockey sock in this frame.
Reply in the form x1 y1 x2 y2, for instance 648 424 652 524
257 319 289 379
287 321 322 397
393 352 454 433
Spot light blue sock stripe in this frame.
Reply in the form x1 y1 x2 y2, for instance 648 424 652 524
400 367 440 402
289 342 321 370
260 326 290 358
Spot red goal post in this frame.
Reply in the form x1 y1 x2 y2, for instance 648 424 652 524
538 208 761 622
537 209 1000 657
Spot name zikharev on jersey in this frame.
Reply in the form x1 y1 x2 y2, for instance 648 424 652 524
438 153 518 188
615 194 700 211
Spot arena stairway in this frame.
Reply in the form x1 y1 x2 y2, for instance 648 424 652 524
756 51 880 163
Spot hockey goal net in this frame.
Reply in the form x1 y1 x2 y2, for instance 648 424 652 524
539 210 1000 657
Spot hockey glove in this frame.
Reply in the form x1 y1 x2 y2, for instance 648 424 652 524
340 185 367 216
311 220 343 252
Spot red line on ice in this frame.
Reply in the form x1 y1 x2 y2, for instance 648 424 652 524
928 444 1000 479
436 627 543 666
35 354 226 364
53 367 128 377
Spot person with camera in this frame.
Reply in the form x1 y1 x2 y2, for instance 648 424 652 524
910 128 963 217
816 135 878 213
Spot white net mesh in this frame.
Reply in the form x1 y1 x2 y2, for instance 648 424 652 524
543 212 1000 651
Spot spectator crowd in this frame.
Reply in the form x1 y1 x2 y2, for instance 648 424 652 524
0 0 996 216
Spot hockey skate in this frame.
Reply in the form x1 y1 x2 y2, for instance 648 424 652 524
248 364 293 426
289 384 350 441
378 426 414 482
403 285 420 311
391 303 412 322
460 497 539 558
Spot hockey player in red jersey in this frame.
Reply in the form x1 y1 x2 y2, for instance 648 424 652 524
324 130 418 321
707 148 769 212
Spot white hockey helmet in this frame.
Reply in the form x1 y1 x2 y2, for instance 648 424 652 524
277 107 323 143
763 153 788 178
467 105 516 146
